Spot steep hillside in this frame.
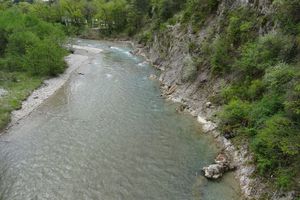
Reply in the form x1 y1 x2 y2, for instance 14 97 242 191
133 0 300 199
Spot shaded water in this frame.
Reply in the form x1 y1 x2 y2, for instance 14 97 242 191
0 39 240 200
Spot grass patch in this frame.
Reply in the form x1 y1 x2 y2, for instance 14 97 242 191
0 71 43 130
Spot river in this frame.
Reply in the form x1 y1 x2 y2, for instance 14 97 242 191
0 39 240 200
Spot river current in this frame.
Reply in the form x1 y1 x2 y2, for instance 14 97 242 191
0 39 240 200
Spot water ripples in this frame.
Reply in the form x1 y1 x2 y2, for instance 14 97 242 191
0 40 241 200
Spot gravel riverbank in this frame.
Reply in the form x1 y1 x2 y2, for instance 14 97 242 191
5 45 103 131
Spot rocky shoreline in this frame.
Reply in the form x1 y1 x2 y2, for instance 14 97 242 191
130 42 296 200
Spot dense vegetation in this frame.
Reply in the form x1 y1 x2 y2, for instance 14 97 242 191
0 0 299 194
210 2 300 191
0 3 67 130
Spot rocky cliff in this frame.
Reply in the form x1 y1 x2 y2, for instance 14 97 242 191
133 0 298 199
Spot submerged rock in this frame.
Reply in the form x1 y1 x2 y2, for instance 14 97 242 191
176 104 187 113
149 74 157 80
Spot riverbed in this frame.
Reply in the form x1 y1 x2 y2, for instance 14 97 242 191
0 39 240 200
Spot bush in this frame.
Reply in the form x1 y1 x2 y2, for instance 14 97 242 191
273 0 300 34
210 36 232 74
138 30 153 45
226 7 258 46
3 31 40 72
275 169 295 190
249 94 283 128
235 33 295 76
252 114 299 174
181 56 197 82
219 99 251 135
0 8 66 76
285 80 300 119
159 0 179 21
182 0 219 25
26 18 66 43
220 84 248 103
263 63 295 93
209 7 259 75
0 28 8 56
247 79 265 100
24 39 67 76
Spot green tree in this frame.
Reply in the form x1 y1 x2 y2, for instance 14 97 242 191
24 39 66 76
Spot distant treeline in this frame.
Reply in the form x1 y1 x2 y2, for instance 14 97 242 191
0 0 188 36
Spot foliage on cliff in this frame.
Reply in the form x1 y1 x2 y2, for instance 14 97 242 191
213 2 300 191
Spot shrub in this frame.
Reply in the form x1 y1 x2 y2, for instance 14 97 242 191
235 33 295 76
285 81 300 119
181 56 197 82
209 7 259 75
159 0 178 21
273 0 300 34
3 31 40 72
220 84 248 103
275 169 295 190
24 39 67 76
249 94 283 128
210 36 232 74
182 0 219 25
263 63 295 93
219 99 251 135
247 79 265 100
138 30 153 45
226 7 258 46
0 8 66 76
0 28 8 56
252 114 299 174
188 42 198 53
21 14 66 44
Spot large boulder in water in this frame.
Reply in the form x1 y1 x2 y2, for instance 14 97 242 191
203 164 226 179
202 152 235 179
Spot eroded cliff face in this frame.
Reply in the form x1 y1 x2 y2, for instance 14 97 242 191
146 0 275 119
134 0 297 199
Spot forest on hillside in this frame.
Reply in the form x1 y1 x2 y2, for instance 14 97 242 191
0 0 299 194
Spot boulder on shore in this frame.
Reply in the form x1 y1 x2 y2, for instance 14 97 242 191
202 152 235 179
203 164 226 179
165 84 177 95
